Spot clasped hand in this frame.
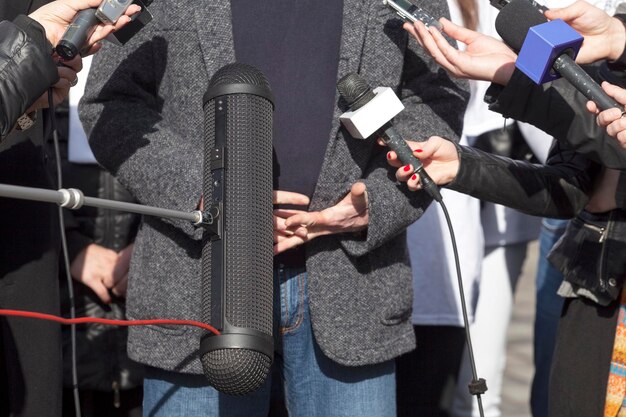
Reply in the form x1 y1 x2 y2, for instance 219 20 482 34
70 243 134 303
273 184 369 255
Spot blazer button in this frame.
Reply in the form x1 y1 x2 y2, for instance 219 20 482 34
609 277 617 287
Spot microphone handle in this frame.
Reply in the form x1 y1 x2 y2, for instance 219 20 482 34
56 8 100 60
380 123 443 202
553 54 623 111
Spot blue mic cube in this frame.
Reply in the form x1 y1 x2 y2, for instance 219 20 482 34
516 19 583 84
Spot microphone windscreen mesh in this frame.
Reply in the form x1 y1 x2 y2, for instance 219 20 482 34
201 63 274 396
495 0 548 51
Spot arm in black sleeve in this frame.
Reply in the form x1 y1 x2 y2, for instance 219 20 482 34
0 16 59 138
485 67 626 169
447 140 600 218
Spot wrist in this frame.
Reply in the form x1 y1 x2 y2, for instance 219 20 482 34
609 14 626 63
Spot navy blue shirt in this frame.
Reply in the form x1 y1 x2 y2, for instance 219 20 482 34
231 0 343 200
231 0 344 267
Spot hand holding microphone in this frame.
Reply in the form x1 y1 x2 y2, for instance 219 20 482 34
385 136 461 190
588 81 626 149
29 0 141 58
337 73 442 202
542 0 626 65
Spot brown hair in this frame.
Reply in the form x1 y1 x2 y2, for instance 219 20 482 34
457 0 478 30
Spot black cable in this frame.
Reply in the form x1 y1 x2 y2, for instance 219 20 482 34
48 89 82 417
437 198 486 417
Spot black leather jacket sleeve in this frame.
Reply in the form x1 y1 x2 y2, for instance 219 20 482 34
0 15 58 139
447 140 601 219
485 66 626 170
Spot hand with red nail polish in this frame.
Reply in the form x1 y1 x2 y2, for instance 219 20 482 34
387 136 460 188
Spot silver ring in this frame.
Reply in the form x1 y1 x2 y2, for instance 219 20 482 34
70 77 78 87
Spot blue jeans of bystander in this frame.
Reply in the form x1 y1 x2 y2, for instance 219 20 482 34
530 218 567 417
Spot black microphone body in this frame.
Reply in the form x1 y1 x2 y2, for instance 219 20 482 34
337 73 442 202
199 63 275 396
495 0 622 111
56 8 100 60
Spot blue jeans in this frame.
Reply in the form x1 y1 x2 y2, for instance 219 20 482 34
531 218 567 417
143 268 396 417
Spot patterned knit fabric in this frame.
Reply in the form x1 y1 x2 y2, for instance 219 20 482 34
604 290 626 417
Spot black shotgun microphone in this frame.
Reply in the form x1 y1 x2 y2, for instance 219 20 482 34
199 63 275 395
495 0 622 111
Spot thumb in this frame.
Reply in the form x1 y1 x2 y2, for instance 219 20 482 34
544 3 580 21
350 182 368 214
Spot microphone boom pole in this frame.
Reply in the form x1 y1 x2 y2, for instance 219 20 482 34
0 183 208 226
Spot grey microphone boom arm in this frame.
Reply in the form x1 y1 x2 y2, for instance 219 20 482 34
0 183 220 233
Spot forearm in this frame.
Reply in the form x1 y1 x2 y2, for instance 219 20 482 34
0 16 58 138
448 144 597 218
486 68 626 169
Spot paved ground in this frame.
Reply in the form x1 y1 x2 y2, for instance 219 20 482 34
501 240 539 417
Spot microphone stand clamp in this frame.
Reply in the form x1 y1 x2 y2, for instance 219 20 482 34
195 202 223 240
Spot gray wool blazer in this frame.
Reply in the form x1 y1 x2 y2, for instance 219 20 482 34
80 0 468 373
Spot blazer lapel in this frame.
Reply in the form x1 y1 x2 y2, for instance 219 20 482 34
337 0 370 80
194 1 235 79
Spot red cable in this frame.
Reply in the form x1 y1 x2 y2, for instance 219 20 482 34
0 309 220 335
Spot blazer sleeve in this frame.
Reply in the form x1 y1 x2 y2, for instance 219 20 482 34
79 29 203 238
0 16 58 139
341 0 470 257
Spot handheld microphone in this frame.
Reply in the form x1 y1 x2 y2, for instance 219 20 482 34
55 0 154 60
56 8 100 60
495 0 623 111
337 73 442 202
199 63 275 396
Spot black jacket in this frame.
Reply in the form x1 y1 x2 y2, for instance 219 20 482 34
445 63 626 305
55 101 143 392
485 65 626 170
0 15 58 138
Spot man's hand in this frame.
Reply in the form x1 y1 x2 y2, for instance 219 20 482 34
70 243 118 304
28 0 141 51
273 190 310 255
273 184 369 255
404 18 517 86
545 0 626 64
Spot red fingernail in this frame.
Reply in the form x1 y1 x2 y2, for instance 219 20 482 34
411 174 417 180
413 149 423 153
403 165 411 172
387 152 392 159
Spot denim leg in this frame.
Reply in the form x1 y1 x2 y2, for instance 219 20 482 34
531 218 567 417
142 365 271 417
275 267 396 417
